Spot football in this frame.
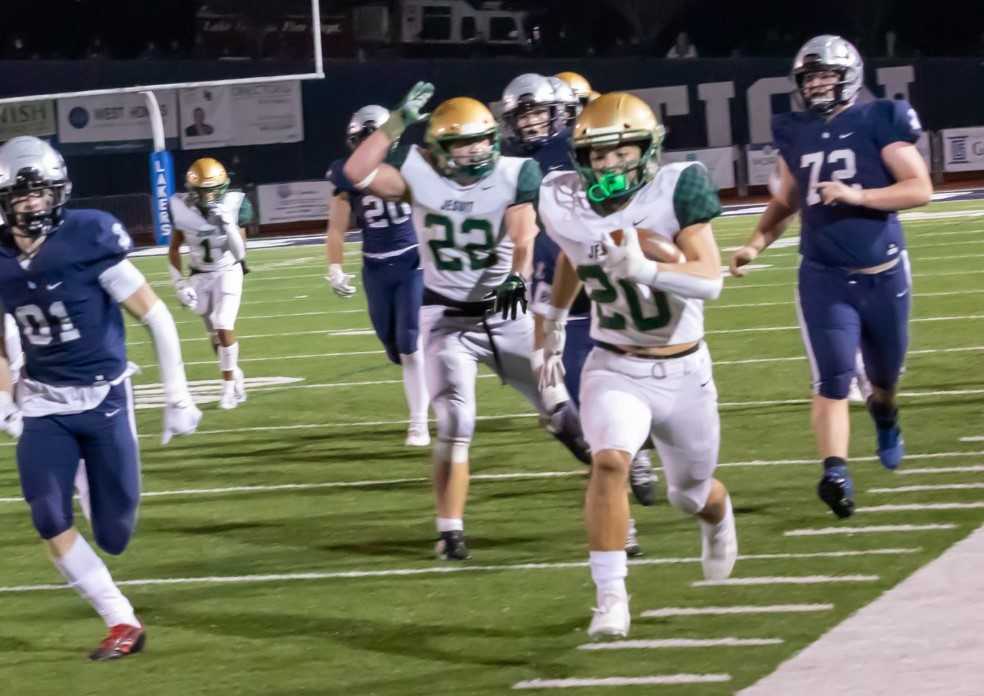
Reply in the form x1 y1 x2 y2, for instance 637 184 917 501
610 228 686 263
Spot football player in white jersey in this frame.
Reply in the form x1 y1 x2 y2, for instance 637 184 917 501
345 82 589 561
168 158 253 410
537 93 738 639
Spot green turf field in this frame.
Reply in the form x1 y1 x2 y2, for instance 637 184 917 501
0 199 981 695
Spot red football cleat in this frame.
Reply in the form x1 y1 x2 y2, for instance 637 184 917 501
89 623 146 661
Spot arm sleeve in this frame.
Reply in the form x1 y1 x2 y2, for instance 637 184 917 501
513 158 543 206
98 260 147 303
141 301 190 404
874 99 922 149
672 163 722 230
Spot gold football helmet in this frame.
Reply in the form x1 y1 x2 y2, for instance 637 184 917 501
554 71 592 104
587 90 601 103
185 157 230 206
425 97 500 183
571 92 665 205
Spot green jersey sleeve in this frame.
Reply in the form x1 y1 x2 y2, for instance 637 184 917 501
385 144 413 170
237 196 256 226
513 158 543 206
672 163 721 230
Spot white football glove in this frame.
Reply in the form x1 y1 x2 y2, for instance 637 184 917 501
0 392 23 439
327 264 357 298
174 280 199 311
161 398 203 445
539 317 567 389
601 227 660 286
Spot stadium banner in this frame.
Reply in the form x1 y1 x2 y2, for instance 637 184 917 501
179 81 304 151
0 100 56 142
941 127 984 172
148 150 175 245
256 180 334 225
746 143 780 187
56 91 179 154
662 146 736 189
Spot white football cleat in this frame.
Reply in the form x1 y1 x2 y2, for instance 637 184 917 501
405 421 431 447
233 368 247 404
587 591 630 639
700 496 738 581
219 382 239 410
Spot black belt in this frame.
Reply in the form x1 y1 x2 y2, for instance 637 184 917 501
423 288 494 317
596 341 701 360
189 260 249 276
423 287 505 383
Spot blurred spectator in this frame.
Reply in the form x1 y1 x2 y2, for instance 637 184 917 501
666 32 698 59
191 32 208 60
3 35 30 60
885 29 897 57
167 39 186 59
85 36 109 60
138 41 162 60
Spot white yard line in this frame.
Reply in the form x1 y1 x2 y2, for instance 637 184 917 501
898 465 984 475
127 313 984 346
784 524 957 537
724 268 984 290
959 436 984 442
738 524 984 696
0 549 919 594
513 675 732 689
856 502 984 513
693 575 879 587
708 289 980 310
868 483 984 494
578 638 783 650
641 604 833 618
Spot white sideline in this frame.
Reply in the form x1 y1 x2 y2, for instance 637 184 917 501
0 548 919 594
898 465 984 475
857 502 984 513
868 483 984 493
738 524 984 696
578 638 783 650
784 524 957 537
641 604 833 618
693 575 879 587
513 675 732 689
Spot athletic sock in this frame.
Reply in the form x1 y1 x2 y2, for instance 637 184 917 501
589 550 627 598
218 342 239 375
400 351 429 426
436 517 463 533
53 534 138 628
823 456 848 471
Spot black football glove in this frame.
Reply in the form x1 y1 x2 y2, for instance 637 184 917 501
485 273 528 320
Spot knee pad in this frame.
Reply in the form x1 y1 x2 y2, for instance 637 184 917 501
29 494 73 541
383 342 401 365
667 479 713 515
434 439 469 465
92 509 138 556
395 329 419 360
432 396 475 444
817 371 854 400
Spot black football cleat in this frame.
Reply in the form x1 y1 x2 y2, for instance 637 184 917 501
89 623 146 661
435 531 471 561
817 465 855 519
546 401 591 464
629 450 658 507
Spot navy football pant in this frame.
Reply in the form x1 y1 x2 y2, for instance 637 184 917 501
796 256 911 400
363 248 424 364
17 381 140 555
563 318 594 408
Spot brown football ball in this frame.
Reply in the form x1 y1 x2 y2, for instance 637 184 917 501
610 228 686 263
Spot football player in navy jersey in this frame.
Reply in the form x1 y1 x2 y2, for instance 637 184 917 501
325 105 430 447
0 136 202 660
730 36 932 518
500 73 657 553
